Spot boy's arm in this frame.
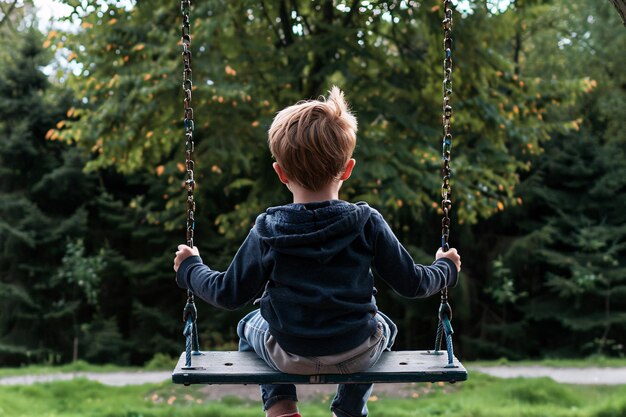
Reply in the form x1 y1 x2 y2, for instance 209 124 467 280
175 229 268 310
370 213 458 298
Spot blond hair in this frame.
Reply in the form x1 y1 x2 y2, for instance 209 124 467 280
268 86 358 191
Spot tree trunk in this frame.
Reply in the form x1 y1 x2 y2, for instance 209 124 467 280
73 336 79 362
610 0 626 27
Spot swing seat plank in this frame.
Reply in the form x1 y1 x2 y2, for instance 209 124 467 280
172 350 467 385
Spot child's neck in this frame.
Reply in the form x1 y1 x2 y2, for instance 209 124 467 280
290 183 341 204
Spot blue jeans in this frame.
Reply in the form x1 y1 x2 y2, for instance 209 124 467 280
237 309 397 417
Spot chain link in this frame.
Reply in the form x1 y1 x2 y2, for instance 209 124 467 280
441 0 453 256
181 0 196 250
180 0 197 320
440 0 454 304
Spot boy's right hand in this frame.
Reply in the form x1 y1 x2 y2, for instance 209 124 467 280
174 244 200 273
436 247 461 272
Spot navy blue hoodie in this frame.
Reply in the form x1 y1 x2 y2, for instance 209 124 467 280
176 200 458 356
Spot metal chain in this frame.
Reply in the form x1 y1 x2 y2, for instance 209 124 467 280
434 0 456 367
180 0 199 367
441 0 453 256
181 0 196 250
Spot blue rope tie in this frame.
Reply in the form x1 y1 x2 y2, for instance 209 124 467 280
183 315 194 367
441 316 455 367
192 318 201 356
434 320 444 353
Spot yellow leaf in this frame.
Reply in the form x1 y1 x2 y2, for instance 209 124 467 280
146 131 154 139
91 138 103 153
108 18 118 25
42 40 51 49
107 74 119 87
45 129 55 140
133 43 145 52
81 22 93 29
177 163 185 173
156 165 165 176
143 74 152 81
497 201 504 211
56 121 65 129
251 121 260 127
67 107 75 117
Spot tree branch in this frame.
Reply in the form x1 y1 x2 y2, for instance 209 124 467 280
259 0 284 46
278 0 294 47
609 0 626 27
0 0 19 30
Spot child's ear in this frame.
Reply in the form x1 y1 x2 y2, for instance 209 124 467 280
339 158 356 181
273 162 290 185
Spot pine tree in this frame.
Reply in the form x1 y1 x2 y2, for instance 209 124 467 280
474 0 626 358
0 26 95 364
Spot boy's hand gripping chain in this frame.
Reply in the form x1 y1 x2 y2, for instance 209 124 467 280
433 0 457 369
180 0 202 369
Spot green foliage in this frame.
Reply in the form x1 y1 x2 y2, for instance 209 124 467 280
144 353 176 370
0 25 90 365
466 0 626 359
53 0 576 233
55 239 106 305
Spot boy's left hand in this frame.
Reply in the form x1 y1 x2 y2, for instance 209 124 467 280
174 244 200 272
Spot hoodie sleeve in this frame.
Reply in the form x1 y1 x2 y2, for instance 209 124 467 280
369 212 458 298
175 228 268 310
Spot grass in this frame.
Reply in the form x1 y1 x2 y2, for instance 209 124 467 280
0 360 146 378
1 372 626 417
469 356 626 368
0 354 177 377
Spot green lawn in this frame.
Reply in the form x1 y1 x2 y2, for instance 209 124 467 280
1 372 626 417
469 357 626 368
0 360 142 378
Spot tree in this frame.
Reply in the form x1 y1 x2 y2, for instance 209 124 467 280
609 0 626 26
0 25 96 364
44 0 587 354
470 0 626 358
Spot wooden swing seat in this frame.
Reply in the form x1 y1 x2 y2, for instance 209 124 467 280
172 350 467 385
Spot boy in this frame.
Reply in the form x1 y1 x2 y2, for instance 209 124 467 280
174 87 461 417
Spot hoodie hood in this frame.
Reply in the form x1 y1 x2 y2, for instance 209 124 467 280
255 200 372 263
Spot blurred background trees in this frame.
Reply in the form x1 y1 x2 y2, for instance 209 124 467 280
0 0 624 365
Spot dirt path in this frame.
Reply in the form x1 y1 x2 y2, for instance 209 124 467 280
1 366 625 401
